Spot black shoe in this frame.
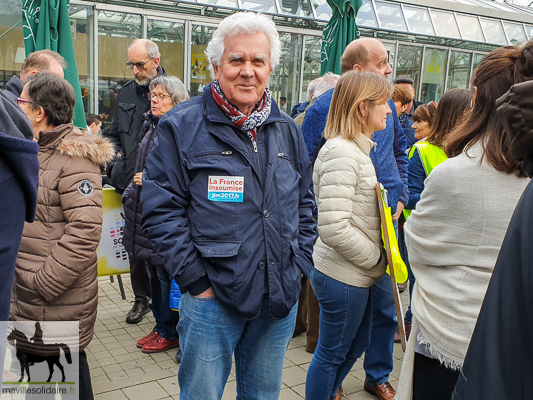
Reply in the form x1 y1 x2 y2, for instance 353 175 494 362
175 348 182 364
125 300 150 324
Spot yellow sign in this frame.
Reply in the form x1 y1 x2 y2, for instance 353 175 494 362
191 53 207 80
97 188 130 276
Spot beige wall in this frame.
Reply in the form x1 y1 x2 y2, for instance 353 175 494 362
0 26 24 72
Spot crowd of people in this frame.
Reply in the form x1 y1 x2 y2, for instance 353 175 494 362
1 9 533 400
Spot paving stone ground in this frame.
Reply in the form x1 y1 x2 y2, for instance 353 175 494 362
88 275 408 400
3 275 408 399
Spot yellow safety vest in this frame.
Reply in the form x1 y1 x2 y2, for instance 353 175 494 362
403 141 448 219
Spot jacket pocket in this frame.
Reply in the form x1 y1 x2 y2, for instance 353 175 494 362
290 238 312 278
117 103 136 134
194 240 241 258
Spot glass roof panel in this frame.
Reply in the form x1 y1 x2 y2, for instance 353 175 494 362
197 0 238 8
403 5 434 35
480 18 507 45
456 14 485 42
375 1 407 31
281 0 314 17
525 25 533 40
313 0 331 21
504 22 527 44
356 0 378 28
429 9 461 39
241 0 277 13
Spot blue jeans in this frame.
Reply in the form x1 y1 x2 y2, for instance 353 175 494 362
148 263 180 340
177 292 297 400
363 273 398 384
306 269 372 400
398 228 415 324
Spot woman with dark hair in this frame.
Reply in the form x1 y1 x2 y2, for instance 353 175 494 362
410 101 437 142
122 75 189 355
396 41 533 400
12 72 114 400
451 80 533 400
397 89 471 343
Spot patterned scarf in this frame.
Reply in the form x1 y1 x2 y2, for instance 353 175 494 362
212 80 271 141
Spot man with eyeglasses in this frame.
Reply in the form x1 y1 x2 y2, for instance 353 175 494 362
103 38 166 325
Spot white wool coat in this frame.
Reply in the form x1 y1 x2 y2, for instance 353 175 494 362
312 134 386 287
396 141 529 399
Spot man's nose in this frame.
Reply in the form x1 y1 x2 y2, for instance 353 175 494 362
240 62 254 78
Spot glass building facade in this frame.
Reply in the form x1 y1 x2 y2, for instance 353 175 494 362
1 0 532 119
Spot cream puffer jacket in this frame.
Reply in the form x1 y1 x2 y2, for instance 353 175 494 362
313 134 386 287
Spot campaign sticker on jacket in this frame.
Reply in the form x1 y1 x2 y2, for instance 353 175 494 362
208 176 244 202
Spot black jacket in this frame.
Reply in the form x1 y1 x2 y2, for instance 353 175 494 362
122 111 163 266
104 66 166 193
452 80 533 400
4 74 23 102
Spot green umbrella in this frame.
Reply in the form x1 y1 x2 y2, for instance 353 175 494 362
321 0 363 75
22 0 86 129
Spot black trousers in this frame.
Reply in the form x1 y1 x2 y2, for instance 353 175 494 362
413 352 460 400
23 350 93 400
129 258 151 302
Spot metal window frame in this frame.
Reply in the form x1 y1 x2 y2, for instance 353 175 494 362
453 12 464 40
428 7 438 37
443 47 451 92
477 16 487 43
501 20 511 45
523 23 531 40
184 20 192 90
142 15 148 38
298 36 306 104
92 8 99 114
372 0 383 29
400 3 411 33
418 45 426 102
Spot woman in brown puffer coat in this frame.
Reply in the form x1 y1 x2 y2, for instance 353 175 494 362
11 72 114 399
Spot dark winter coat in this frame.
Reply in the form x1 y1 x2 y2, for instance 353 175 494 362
452 80 533 400
3 74 23 103
141 83 316 320
122 111 163 266
0 131 39 322
104 66 166 193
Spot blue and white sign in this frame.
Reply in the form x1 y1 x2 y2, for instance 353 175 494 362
208 176 244 202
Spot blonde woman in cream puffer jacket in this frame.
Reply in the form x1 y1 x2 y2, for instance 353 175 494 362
305 71 392 400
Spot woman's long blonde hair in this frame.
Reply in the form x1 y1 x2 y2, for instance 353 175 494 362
324 71 393 141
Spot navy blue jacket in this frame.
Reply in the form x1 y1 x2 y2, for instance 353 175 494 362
122 111 163 266
291 101 309 118
406 148 425 210
141 84 316 320
301 88 409 212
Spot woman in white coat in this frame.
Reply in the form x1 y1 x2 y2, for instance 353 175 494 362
305 71 392 400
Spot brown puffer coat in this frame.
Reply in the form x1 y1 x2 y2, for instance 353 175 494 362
11 123 114 354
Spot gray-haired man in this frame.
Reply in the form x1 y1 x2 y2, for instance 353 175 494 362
103 38 167 324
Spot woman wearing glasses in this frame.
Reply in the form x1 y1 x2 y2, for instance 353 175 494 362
12 72 114 400
122 76 189 356
396 41 533 400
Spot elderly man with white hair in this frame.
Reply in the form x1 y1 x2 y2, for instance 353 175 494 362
141 11 316 400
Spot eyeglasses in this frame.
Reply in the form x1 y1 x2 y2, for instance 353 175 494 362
126 58 154 70
149 93 172 102
17 97 33 106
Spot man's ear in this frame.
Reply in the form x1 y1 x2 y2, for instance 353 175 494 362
401 103 409 113
213 64 219 80
353 64 364 73
153 57 160 67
